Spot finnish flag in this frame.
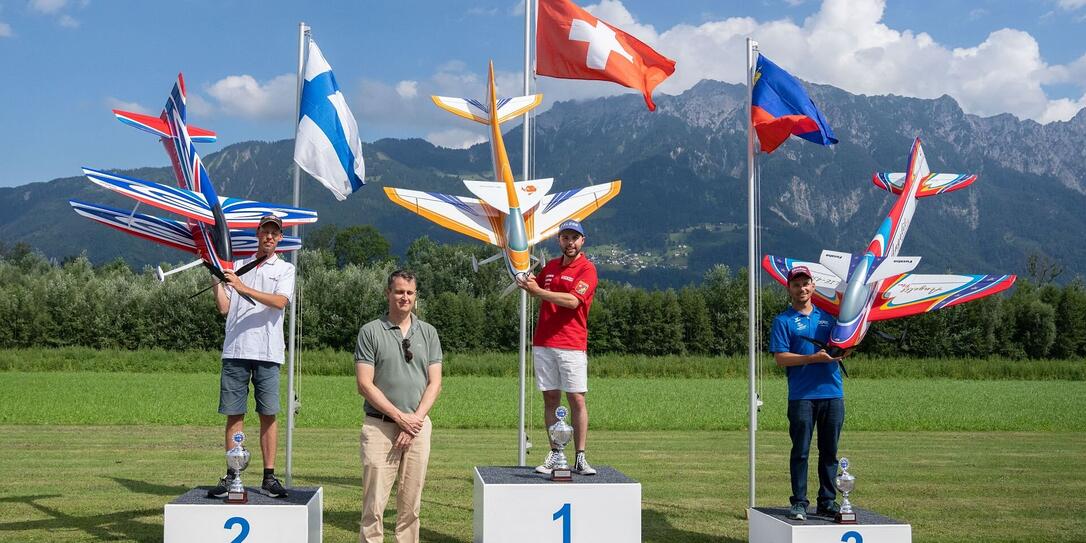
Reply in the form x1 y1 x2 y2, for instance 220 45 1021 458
294 38 365 201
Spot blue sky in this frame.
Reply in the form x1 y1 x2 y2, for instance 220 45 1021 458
1 0 1084 188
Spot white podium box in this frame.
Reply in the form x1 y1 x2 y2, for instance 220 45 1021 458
473 465 641 543
749 506 911 543
164 486 322 543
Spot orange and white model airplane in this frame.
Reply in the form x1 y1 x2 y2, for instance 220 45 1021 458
384 62 620 288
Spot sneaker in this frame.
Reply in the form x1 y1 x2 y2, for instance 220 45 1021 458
535 449 561 475
573 452 597 475
787 503 807 521
816 501 841 517
207 473 235 499
262 475 289 498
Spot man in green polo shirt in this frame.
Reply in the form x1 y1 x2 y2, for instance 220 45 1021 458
354 269 443 543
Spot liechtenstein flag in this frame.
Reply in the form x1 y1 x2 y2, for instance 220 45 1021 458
751 54 838 154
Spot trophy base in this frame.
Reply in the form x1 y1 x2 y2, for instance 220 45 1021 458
551 467 573 481
834 511 857 524
225 489 248 504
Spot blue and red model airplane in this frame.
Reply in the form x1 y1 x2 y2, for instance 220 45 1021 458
70 74 317 301
383 62 620 292
763 138 1016 358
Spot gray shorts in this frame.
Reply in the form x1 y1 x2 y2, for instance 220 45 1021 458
219 358 281 416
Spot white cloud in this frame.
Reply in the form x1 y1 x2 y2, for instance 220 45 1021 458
1058 0 1086 10
105 97 150 114
0 21 11 37
204 73 295 120
425 128 487 149
395 80 418 99
58 14 78 28
510 0 525 17
186 94 215 118
556 0 1086 123
29 0 67 14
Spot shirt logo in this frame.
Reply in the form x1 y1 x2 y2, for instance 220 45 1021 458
794 317 807 331
575 281 589 295
561 275 575 282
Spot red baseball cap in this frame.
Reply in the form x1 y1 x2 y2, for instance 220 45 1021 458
787 265 812 281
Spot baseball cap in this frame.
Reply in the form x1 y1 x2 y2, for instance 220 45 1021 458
258 215 283 230
787 265 812 281
558 219 585 236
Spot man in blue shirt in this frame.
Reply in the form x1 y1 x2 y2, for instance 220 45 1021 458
769 265 845 521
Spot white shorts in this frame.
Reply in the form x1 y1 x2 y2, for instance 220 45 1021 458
533 346 588 393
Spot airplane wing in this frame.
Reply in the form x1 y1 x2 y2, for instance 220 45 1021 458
761 254 844 317
528 180 621 245
219 199 318 228
230 231 302 255
70 200 197 253
868 273 1017 321
383 187 502 246
83 168 318 228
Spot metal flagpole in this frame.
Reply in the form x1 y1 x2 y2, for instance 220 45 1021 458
286 21 308 487
746 36 759 512
517 0 533 467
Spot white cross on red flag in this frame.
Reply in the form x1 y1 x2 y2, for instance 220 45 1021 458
536 0 676 111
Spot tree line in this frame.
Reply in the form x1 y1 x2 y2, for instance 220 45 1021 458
1 238 1083 359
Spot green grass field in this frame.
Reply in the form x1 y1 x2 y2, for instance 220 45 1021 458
1 350 1084 542
1 426 1083 543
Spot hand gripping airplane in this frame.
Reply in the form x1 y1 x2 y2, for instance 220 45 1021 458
69 74 318 303
383 62 620 292
762 138 1016 360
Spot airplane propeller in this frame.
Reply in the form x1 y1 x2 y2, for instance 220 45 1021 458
187 254 269 305
798 336 850 378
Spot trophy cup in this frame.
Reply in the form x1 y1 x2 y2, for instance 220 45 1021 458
834 457 857 524
547 406 574 481
224 432 251 504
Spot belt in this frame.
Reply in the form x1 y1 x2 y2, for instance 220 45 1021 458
366 413 396 423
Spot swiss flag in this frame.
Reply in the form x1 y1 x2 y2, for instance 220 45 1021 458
536 0 676 111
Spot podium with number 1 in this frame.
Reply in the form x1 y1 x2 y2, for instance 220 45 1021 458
472 466 641 542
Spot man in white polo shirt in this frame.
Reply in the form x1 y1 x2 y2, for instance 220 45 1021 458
208 214 294 499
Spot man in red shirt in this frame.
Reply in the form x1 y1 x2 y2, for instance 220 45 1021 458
517 219 598 476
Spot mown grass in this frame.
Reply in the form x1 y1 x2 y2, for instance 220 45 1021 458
0 425 1083 542
1 372 1083 432
2 347 1084 380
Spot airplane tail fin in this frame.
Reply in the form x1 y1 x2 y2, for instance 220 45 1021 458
432 62 542 125
112 73 217 143
872 172 977 198
872 138 976 198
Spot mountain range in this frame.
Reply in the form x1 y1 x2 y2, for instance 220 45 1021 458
3 79 1085 289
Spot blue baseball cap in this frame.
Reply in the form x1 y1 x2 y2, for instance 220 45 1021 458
558 219 585 236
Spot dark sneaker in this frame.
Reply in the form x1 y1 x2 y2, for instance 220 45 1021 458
207 474 235 499
573 452 597 475
262 475 289 498
816 502 841 517
788 503 807 521
535 450 561 475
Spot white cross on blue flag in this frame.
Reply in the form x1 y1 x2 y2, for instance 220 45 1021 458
294 37 365 201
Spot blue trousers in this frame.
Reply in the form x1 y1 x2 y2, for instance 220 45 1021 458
787 398 844 508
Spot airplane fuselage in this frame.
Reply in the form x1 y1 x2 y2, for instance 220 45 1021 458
828 140 928 351
483 65 532 281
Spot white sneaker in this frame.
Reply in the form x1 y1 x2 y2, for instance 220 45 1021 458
574 452 597 475
535 449 561 474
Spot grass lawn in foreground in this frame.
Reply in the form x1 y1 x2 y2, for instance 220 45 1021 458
1 426 1083 542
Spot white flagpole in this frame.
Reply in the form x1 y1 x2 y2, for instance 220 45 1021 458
746 36 759 512
517 0 534 467
286 21 308 488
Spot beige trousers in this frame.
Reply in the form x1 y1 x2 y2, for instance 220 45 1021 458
359 416 432 543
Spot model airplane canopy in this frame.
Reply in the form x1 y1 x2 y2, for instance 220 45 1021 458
763 138 1016 355
384 62 620 282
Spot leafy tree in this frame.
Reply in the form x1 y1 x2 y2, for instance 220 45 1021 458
333 225 391 267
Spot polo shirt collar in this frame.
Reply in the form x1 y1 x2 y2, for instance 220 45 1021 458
380 313 416 333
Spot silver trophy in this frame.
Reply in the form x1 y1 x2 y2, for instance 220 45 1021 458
547 406 574 481
834 457 857 524
225 432 251 503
